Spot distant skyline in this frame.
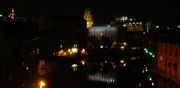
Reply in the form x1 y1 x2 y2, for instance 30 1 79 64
1 0 180 23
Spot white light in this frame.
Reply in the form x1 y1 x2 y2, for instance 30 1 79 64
100 45 104 48
120 46 125 50
131 57 136 60
0 14 3 17
152 55 155 58
71 64 78 71
178 25 180 28
71 48 78 53
156 25 159 28
26 66 29 70
152 82 154 86
100 33 103 36
120 60 124 63
71 64 78 68
11 9 14 13
149 77 152 81
142 70 145 73
140 22 142 25
138 83 141 87
143 32 146 35
123 24 127 27
123 63 126 67
123 42 127 46
149 52 153 55
131 47 136 50
60 45 63 48
129 18 133 21
88 74 116 83
73 44 78 47
68 49 71 52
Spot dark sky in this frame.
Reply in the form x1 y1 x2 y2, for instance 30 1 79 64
1 0 180 23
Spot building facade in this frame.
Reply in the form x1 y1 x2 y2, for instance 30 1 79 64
89 25 117 41
157 42 180 82
153 30 180 85
111 16 150 32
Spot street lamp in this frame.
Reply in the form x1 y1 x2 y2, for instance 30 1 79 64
39 80 46 88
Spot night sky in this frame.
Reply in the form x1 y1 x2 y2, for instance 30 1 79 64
1 0 179 23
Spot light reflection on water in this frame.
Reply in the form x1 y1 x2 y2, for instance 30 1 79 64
88 72 116 83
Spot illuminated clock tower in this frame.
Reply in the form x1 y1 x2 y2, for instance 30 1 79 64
83 9 94 29
8 8 15 20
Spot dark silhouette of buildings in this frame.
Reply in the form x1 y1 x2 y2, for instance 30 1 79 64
0 20 39 88
38 15 88 59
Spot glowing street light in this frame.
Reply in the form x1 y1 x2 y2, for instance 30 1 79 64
152 82 154 86
81 60 86 66
72 48 78 53
152 55 155 58
120 46 125 50
81 49 86 55
156 25 159 29
39 80 46 88
120 60 124 63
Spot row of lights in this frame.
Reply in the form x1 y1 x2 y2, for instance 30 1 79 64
142 65 155 87
99 60 127 70
156 25 180 29
57 48 87 56
88 73 116 84
144 48 155 58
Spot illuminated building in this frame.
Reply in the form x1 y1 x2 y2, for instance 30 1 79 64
89 25 117 41
83 9 94 29
111 16 150 32
8 8 15 20
0 21 39 87
157 42 180 82
38 15 88 57
154 30 180 85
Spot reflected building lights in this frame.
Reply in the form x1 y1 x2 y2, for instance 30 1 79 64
88 73 116 83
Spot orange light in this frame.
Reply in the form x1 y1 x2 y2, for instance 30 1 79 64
63 52 67 56
81 60 86 66
81 49 86 55
39 80 46 88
